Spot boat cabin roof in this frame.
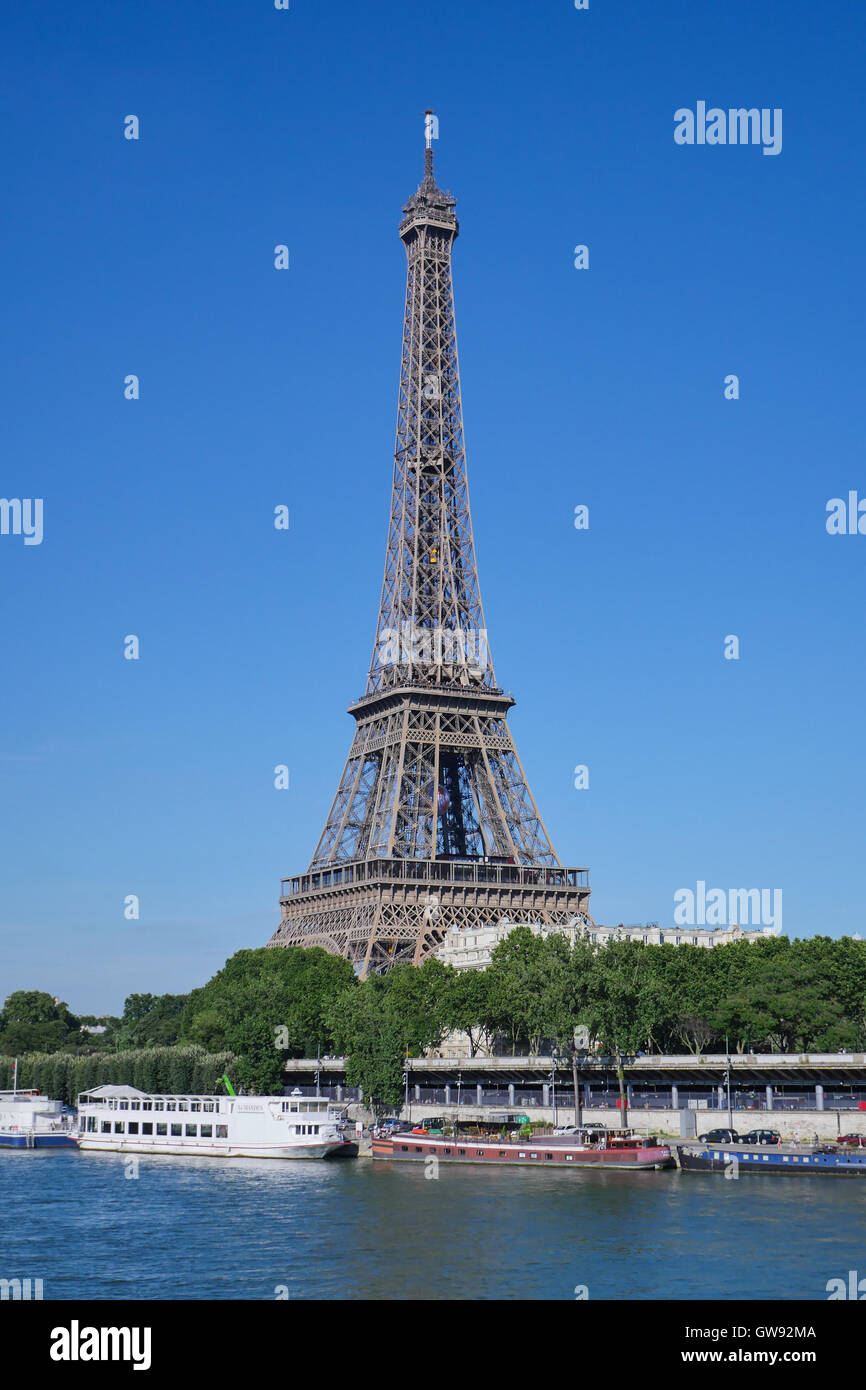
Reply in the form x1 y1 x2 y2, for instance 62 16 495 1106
80 1085 148 1099
78 1086 221 1104
76 1087 326 1106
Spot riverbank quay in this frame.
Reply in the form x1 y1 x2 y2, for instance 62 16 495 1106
285 1052 866 1125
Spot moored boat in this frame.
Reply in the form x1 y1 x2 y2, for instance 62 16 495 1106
0 1090 78 1149
678 1140 866 1177
372 1124 674 1170
76 1085 358 1160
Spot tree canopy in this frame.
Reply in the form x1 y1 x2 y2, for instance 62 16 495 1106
4 931 863 1103
180 947 356 1092
0 991 82 1055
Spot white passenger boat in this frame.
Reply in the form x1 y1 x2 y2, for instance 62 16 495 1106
0 1089 77 1149
75 1085 357 1160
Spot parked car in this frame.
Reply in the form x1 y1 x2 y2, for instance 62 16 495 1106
739 1129 781 1145
381 1117 405 1132
698 1128 740 1144
836 1133 866 1147
553 1125 579 1135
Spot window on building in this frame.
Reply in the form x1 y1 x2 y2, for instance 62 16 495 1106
114 1122 125 1134
200 1125 212 1138
170 1124 182 1137
216 1125 228 1139
142 1123 153 1136
185 1125 197 1137
101 1121 111 1134
156 1124 167 1136
128 1122 139 1135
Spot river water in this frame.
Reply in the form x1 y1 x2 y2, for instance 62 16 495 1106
2 1149 865 1300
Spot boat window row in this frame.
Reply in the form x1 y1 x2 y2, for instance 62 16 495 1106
86 1099 219 1113
280 1101 326 1114
405 1142 571 1162
85 1117 229 1139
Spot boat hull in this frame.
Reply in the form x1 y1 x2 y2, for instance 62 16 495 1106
373 1134 673 1170
0 1132 78 1149
679 1143 866 1176
77 1138 358 1160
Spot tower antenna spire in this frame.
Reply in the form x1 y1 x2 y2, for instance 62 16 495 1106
424 108 436 177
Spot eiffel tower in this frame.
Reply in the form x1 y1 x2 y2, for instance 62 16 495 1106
269 115 591 974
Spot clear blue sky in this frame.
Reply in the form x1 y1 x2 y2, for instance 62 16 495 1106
2 0 864 1014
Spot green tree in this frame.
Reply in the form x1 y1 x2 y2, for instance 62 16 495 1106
117 994 188 1048
327 978 405 1119
484 926 547 1053
231 1017 290 1094
443 969 493 1057
0 991 83 1055
380 958 453 1055
182 947 355 1073
533 934 595 1122
583 940 672 1127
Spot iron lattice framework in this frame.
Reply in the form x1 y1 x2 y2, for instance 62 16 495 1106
269 120 591 973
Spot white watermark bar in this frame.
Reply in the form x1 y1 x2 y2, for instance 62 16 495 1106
674 103 782 156
377 622 489 676
0 497 43 545
674 881 782 931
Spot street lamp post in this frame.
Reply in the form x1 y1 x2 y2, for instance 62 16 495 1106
551 1057 558 1129
571 1037 582 1129
403 1056 410 1126
725 1035 733 1132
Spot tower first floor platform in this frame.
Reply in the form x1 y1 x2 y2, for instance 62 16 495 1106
268 856 590 974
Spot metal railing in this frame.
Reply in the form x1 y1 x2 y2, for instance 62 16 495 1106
282 1082 866 1113
281 857 589 900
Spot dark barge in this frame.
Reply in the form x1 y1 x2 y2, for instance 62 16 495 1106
679 1142 866 1176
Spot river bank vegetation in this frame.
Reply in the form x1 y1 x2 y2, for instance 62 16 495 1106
3 931 864 1111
